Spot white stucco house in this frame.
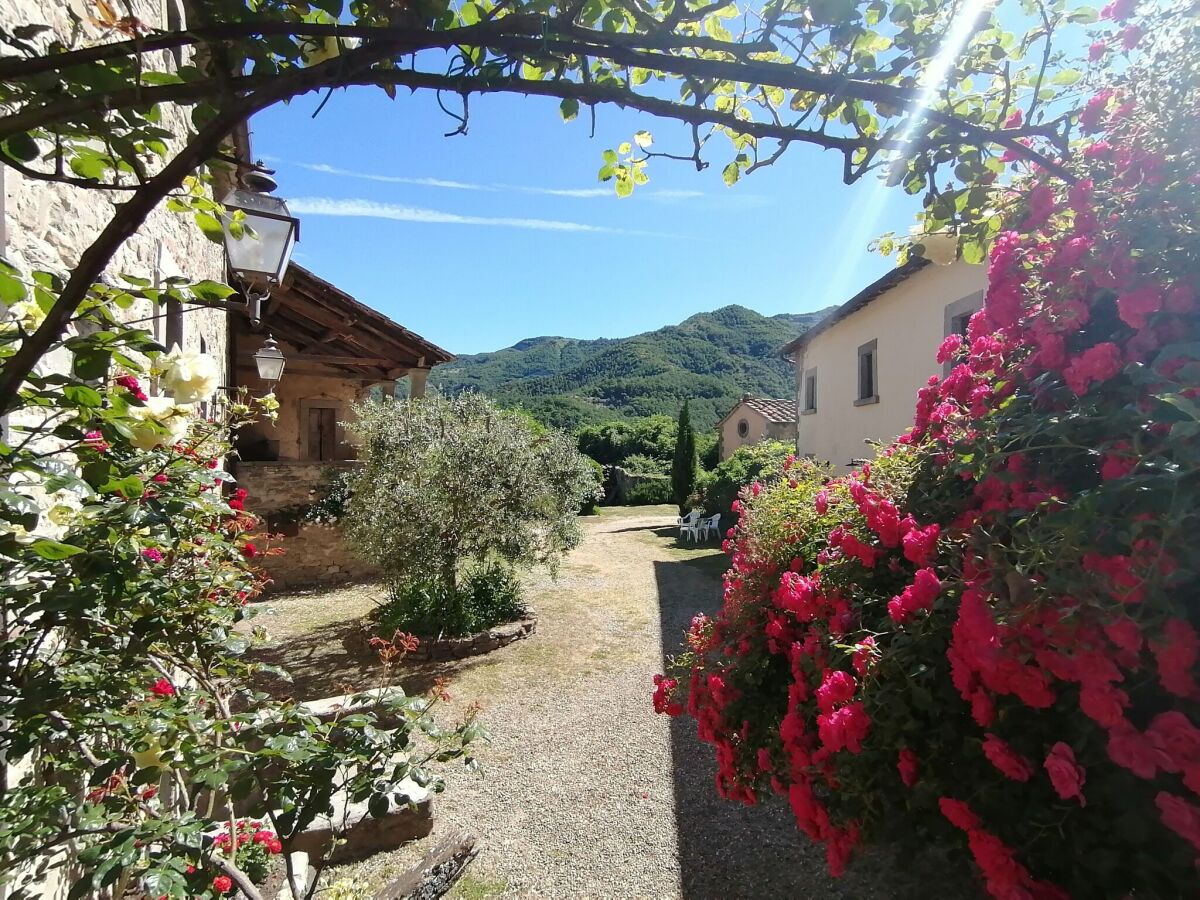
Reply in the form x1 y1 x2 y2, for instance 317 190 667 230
780 258 987 469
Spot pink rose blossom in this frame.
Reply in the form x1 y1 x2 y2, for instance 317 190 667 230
1044 742 1087 805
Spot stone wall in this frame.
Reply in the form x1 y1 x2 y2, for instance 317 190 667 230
234 461 376 590
0 4 234 896
234 460 359 514
0 0 229 372
258 521 377 591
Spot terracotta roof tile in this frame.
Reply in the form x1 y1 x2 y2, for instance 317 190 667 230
742 397 797 423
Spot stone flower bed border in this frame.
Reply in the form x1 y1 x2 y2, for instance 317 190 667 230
405 615 538 662
354 614 539 663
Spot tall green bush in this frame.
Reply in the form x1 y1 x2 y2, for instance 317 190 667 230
345 394 601 631
671 401 698 515
694 440 797 521
576 415 676 467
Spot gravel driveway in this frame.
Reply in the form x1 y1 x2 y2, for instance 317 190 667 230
290 506 898 899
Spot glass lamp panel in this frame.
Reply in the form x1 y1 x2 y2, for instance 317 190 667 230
253 342 286 382
221 190 298 282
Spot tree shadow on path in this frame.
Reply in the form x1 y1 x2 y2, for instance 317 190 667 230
246 614 494 701
653 555 885 900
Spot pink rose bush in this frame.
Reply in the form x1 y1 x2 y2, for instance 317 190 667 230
656 16 1200 897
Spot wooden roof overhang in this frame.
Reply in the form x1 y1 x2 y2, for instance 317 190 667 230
237 264 454 380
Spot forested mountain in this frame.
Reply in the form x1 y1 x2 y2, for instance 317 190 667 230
430 304 836 430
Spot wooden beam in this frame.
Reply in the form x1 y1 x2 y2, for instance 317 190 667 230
238 352 396 367
272 293 419 361
235 361 375 379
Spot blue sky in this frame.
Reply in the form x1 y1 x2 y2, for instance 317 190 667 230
251 87 922 355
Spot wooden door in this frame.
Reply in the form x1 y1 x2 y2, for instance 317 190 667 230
307 406 336 461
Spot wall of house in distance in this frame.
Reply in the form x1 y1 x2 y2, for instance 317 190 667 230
794 260 986 470
719 406 795 459
0 0 228 378
235 335 373 461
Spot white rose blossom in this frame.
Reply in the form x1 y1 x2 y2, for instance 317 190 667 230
909 227 959 266
47 490 84 526
128 396 193 450
162 345 221 404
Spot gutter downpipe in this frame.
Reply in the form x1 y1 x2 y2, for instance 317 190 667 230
791 344 805 456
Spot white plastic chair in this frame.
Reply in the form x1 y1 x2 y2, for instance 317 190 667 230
702 513 722 542
678 510 702 540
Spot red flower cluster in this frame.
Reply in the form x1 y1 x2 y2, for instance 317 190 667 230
656 57 1200 897
114 373 148 402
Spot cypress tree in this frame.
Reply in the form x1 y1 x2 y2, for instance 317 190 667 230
671 400 698 515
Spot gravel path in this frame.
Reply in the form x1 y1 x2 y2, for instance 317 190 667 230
299 507 897 899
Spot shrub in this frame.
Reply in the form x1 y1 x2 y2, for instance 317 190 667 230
621 452 668 475
694 440 797 520
658 19 1200 899
624 477 672 506
374 560 527 639
345 393 600 624
697 433 720 471
577 415 676 467
580 458 605 514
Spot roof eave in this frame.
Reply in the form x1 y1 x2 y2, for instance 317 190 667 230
776 257 933 359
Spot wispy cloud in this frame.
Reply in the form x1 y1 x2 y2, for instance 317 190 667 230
288 160 704 201
288 196 681 237
297 163 482 191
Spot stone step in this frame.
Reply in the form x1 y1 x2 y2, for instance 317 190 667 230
286 778 433 865
298 687 408 731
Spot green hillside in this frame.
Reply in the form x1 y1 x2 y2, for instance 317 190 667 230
430 304 835 430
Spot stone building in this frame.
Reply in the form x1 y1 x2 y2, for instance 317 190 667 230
716 395 798 460
230 265 453 589
781 258 987 470
0 0 231 401
0 3 238 898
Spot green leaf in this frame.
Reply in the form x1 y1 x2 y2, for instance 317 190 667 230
618 141 632 155
190 280 236 302
722 162 740 186
63 385 103 408
615 177 633 198
367 793 391 818
1067 6 1099 22
139 71 184 86
72 349 111 381
962 239 986 265
2 133 39 163
633 130 653 149
30 539 84 560
460 1 481 24
0 269 27 304
194 212 225 243
559 98 579 121
1051 69 1082 86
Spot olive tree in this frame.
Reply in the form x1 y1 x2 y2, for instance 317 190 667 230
344 393 601 605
